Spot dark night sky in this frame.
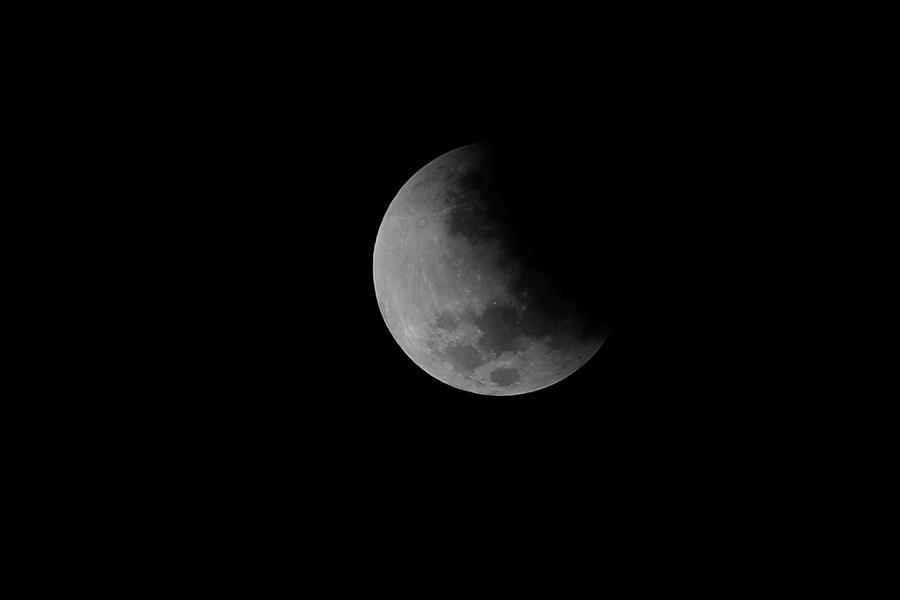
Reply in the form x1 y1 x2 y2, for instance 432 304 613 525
64 11 809 565
145 30 768 462
168 85 697 456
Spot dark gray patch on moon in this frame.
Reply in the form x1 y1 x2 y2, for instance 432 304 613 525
434 311 459 332
489 367 520 386
430 341 485 373
520 291 569 337
458 169 488 193
445 202 495 244
472 305 521 356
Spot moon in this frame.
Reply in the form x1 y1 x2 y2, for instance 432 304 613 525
373 143 608 395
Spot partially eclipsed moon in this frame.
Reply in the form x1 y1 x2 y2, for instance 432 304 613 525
373 143 607 395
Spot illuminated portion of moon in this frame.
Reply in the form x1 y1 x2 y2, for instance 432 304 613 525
373 143 607 395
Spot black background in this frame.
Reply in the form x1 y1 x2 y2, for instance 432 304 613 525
96 15 808 526
124 72 776 555
28 10 839 572
152 81 731 478
138 41 745 453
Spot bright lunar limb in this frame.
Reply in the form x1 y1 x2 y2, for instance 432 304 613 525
373 143 608 396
